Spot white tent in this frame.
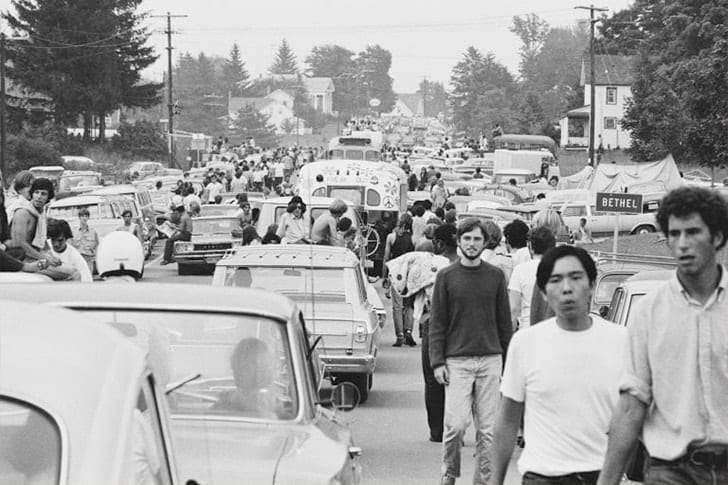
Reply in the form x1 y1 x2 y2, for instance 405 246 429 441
587 154 684 195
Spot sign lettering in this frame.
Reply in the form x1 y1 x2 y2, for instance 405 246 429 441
595 192 644 214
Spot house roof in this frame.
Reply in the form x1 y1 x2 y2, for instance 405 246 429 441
565 105 591 118
303 77 334 94
581 55 636 86
396 93 423 116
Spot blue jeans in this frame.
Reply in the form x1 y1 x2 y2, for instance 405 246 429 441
392 288 413 338
645 457 728 485
522 471 598 485
442 355 502 484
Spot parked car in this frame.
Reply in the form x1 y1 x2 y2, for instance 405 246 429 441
197 203 240 217
550 200 659 236
0 284 361 485
124 161 166 180
56 170 103 199
0 300 190 485
605 270 673 327
174 215 242 275
213 245 384 403
591 257 675 316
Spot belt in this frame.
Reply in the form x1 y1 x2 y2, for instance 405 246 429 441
652 446 728 469
523 470 600 482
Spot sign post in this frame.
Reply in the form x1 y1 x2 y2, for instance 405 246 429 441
595 192 643 256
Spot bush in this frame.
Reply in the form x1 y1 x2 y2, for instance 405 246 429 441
111 120 168 159
6 133 62 176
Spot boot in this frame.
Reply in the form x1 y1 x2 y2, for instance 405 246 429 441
404 330 417 347
392 336 404 347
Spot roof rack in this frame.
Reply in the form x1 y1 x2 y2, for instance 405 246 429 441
590 251 676 267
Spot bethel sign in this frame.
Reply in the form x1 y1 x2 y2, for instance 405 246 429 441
596 192 644 214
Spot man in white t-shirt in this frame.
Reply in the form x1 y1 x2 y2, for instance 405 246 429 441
207 174 224 202
47 218 92 282
491 245 627 485
508 226 556 331
504 220 531 268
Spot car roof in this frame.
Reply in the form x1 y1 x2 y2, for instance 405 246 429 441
261 196 355 206
48 194 106 207
0 300 146 482
219 245 361 268
90 184 137 195
0 283 297 322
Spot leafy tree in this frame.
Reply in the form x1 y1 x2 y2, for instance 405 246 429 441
7 132 62 174
418 80 448 118
305 44 357 116
619 0 728 168
173 52 226 135
513 92 546 134
4 0 161 140
449 47 517 137
356 45 396 114
280 118 297 135
510 14 550 86
269 39 299 75
111 120 168 159
231 104 278 148
598 0 663 55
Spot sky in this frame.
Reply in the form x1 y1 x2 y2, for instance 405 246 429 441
140 0 634 93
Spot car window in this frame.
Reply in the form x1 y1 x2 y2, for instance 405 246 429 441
0 397 61 485
595 273 631 305
562 205 587 218
624 294 646 327
605 287 624 323
135 375 174 485
83 310 299 421
192 218 238 236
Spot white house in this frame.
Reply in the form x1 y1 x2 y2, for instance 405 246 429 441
228 89 300 134
560 55 635 150
302 77 335 114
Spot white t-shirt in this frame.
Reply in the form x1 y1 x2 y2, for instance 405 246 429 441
511 246 531 267
273 162 284 178
208 182 223 200
500 317 627 476
49 242 93 283
508 258 541 328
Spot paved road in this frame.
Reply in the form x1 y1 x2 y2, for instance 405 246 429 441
142 244 522 484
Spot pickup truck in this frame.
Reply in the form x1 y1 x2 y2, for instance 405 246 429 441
550 199 660 237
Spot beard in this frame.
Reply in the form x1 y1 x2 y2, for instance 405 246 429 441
458 244 484 261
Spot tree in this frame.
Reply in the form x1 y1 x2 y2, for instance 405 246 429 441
231 104 278 148
513 92 546 134
269 39 298 75
449 47 517 137
222 43 251 96
598 0 663 55
510 14 550 85
305 44 357 116
418 80 448 118
356 45 396 114
111 120 167 159
173 52 226 135
619 0 728 168
4 0 161 140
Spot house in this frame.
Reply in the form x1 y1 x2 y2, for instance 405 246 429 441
560 55 636 150
228 89 300 134
302 77 334 114
389 93 424 117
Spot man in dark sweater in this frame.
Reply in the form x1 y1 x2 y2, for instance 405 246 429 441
429 217 512 485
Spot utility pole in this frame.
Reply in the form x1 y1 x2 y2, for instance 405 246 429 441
152 12 187 169
576 4 608 167
422 76 427 118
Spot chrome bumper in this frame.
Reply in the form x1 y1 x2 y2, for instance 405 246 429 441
321 354 376 374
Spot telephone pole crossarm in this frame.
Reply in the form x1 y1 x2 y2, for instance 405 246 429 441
575 4 609 167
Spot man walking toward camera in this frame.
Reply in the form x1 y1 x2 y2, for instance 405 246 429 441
598 186 728 485
430 217 512 485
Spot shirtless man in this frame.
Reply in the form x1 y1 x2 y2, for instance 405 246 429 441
311 199 347 245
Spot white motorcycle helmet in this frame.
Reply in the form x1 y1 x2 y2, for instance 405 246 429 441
96 231 145 280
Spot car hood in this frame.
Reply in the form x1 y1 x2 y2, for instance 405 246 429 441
172 417 350 485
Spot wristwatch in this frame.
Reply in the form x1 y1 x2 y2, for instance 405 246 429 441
37 259 48 270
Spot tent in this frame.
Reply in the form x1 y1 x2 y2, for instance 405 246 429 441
587 154 683 196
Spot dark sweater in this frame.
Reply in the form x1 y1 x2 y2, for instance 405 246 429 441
428 260 512 369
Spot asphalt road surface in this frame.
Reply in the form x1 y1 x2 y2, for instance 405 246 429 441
142 243 522 484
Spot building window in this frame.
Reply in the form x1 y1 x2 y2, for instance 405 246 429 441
606 87 617 105
604 117 618 130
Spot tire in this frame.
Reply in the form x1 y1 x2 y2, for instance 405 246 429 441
368 373 373 390
633 225 655 235
345 373 370 404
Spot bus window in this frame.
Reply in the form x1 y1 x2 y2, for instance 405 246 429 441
345 150 364 160
366 189 380 206
365 151 380 161
330 149 345 159
328 187 363 206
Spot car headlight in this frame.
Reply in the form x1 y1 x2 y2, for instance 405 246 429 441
175 242 194 253
354 324 367 344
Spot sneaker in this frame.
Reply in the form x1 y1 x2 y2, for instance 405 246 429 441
392 337 404 347
404 332 417 347
440 474 456 485
160 260 171 266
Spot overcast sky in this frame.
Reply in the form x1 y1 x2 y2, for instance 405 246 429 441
141 0 633 92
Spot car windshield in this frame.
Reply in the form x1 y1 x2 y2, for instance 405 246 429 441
82 310 299 421
220 267 351 304
0 397 61 485
200 206 238 217
192 218 238 235
595 273 632 304
59 175 100 192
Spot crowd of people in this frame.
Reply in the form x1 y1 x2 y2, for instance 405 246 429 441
378 184 728 485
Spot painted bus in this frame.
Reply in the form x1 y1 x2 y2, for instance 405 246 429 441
326 130 384 162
